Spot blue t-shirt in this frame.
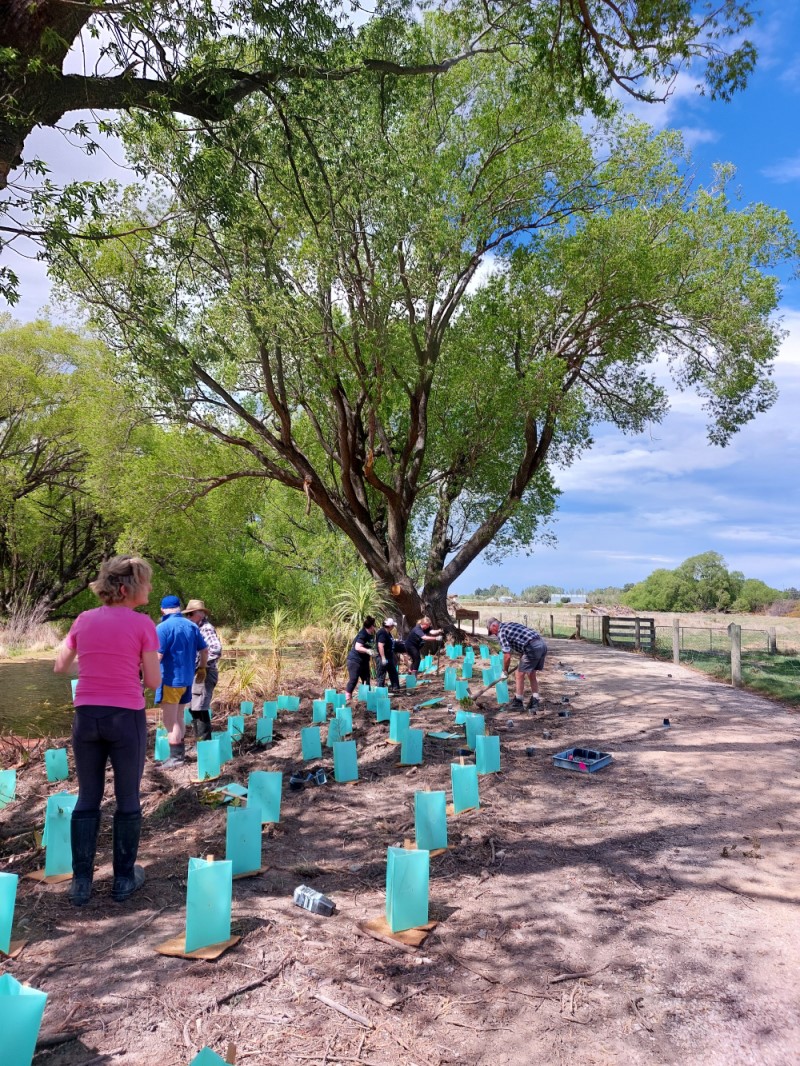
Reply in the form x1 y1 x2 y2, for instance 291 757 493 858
158 614 207 687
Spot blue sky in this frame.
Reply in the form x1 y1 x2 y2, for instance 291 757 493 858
4 1 800 595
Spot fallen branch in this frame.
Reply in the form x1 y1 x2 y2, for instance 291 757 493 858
312 991 374 1029
549 961 612 985
354 922 418 955
35 1030 84 1050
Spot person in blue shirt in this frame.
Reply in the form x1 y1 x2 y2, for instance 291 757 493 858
156 595 208 768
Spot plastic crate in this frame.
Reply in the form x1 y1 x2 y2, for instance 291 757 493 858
553 747 612 773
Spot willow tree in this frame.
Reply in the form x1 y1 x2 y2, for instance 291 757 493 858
53 24 796 626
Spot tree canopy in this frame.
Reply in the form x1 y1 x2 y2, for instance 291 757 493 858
51 21 797 626
622 551 782 612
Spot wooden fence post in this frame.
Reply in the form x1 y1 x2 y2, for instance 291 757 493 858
601 615 610 646
634 617 641 652
575 614 582 639
672 618 680 664
728 623 742 688
549 614 554 637
768 627 777 655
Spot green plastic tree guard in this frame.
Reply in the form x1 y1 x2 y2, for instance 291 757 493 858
326 718 342 747
414 791 447 852
376 696 391 722
333 693 347 708
154 728 170 762
312 699 328 723
324 688 338 706
495 681 509 704
465 712 486 751
0 973 47 1066
183 707 194 726
400 728 423 765
475 734 501 775
44 748 68 783
482 668 494 685
479 644 490 660
301 726 322 761
190 1049 228 1065
185 857 233 952
247 770 282 823
262 701 278 719
44 793 78 876
227 715 245 740
214 731 234 763
240 700 254 716
225 806 263 876
0 769 16 810
386 846 429 933
451 763 480 814
404 674 417 690
443 667 457 691
389 710 410 744
196 739 221 781
335 706 353 735
333 740 359 782
454 680 469 700
255 718 274 745
461 662 473 679
0 871 19 954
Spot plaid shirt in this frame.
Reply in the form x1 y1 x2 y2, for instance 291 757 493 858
497 621 544 655
198 620 222 662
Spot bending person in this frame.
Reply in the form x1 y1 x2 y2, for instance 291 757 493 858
404 616 443 677
376 617 401 693
486 617 548 711
54 555 161 906
344 616 377 703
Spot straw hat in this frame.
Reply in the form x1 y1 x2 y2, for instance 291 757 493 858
182 599 208 615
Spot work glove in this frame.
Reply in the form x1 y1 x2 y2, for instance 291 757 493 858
381 659 388 666
499 672 508 680
368 649 377 657
194 667 207 683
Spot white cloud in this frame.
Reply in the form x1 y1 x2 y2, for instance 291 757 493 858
680 127 720 149
761 153 800 183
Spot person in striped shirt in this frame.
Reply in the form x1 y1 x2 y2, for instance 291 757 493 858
486 618 548 712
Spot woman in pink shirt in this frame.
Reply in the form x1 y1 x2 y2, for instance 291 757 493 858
55 556 161 906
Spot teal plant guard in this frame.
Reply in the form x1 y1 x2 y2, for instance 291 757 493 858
400 728 423 765
44 792 78 876
277 695 289 710
454 680 469 701
333 693 347 709
71 678 79 701
326 718 342 748
301 726 322 761
324 688 337 706
196 738 221 781
414 698 444 709
365 689 378 712
445 645 455 659
190 1049 228 1065
262 701 278 719
312 699 327 723
154 730 170 762
333 740 358 782
465 713 485 751
451 763 480 813
214 731 233 763
490 654 503 672
0 769 16 811
247 770 282 823
385 846 429 933
227 715 245 740
255 718 274 745
443 667 456 691
184 707 194 726
481 668 494 685
475 734 501 775
454 644 463 658
225 805 263 876
0 871 18 954
479 644 490 660
375 686 388 698
414 791 447 851
404 674 417 690
495 681 510 704
357 683 370 702
0 973 48 1066
389 710 410 744
185 857 233 952
454 708 468 725
461 662 473 679
376 696 391 723
335 706 353 735
44 748 68 783
285 696 301 712
240 700 254 716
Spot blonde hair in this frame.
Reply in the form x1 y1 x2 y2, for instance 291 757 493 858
90 556 152 605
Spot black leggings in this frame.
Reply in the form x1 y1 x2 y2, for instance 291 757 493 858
345 655 371 695
72 706 147 816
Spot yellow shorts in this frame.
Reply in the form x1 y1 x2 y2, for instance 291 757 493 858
160 684 186 705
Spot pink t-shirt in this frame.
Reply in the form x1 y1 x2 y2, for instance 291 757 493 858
66 606 160 709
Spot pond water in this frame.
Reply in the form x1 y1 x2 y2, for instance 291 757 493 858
0 659 74 738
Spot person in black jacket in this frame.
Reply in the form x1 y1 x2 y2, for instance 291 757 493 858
376 617 402 693
345 616 377 703
404 615 443 677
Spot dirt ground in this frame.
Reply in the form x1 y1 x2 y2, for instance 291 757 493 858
2 639 799 1066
